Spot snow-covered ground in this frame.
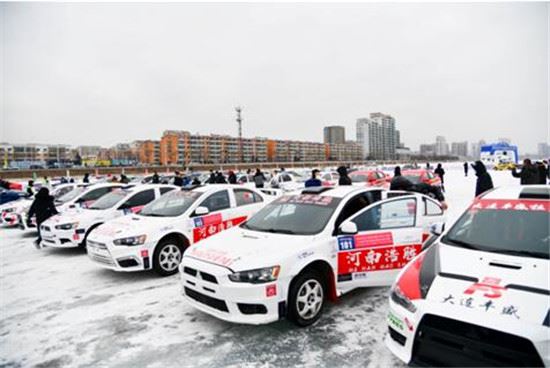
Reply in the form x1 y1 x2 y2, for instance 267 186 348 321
0 165 519 368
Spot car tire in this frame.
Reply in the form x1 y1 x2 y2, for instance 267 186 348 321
288 270 326 327
80 223 101 249
153 238 184 276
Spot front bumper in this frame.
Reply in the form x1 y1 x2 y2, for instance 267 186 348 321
179 257 285 325
86 234 154 272
39 226 84 248
385 298 549 366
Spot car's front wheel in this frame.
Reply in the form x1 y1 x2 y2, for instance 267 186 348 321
288 271 326 327
153 239 184 276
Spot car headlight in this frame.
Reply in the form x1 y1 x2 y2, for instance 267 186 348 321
55 222 79 230
390 285 417 313
228 266 280 284
113 235 147 246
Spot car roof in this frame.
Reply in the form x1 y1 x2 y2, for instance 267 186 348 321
481 185 550 201
190 184 240 193
401 169 428 174
306 185 382 198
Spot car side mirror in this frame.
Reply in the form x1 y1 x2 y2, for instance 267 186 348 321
430 222 445 236
339 221 358 235
194 206 209 216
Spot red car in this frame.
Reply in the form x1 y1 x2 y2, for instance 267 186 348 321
349 170 390 188
400 169 441 186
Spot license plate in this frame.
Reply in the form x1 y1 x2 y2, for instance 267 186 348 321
89 245 109 257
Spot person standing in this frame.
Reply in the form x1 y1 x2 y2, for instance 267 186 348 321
28 187 58 248
472 161 494 197
305 169 322 187
173 171 184 186
511 159 538 185
434 163 445 191
83 173 90 183
463 162 469 177
536 161 548 185
228 170 237 184
26 180 34 196
152 171 160 184
215 171 227 184
337 166 352 185
253 168 266 188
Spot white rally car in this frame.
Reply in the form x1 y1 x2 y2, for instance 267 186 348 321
86 184 272 276
0 183 78 227
179 186 446 325
39 184 176 249
386 185 550 367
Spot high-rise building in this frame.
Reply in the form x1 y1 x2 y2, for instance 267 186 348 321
434 136 449 156
470 139 486 160
356 113 397 160
419 144 436 157
538 142 550 158
451 141 469 158
323 126 345 145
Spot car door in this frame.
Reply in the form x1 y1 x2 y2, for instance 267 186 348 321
335 196 423 290
189 189 237 243
232 188 265 220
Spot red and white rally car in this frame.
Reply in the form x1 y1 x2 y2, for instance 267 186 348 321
399 169 441 187
86 185 272 276
350 170 390 188
179 186 445 325
39 184 175 249
386 186 549 367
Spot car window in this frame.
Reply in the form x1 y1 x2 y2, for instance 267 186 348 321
234 189 262 206
350 174 367 183
282 174 292 182
140 190 201 217
121 189 155 209
80 187 115 201
352 198 417 231
425 198 443 216
200 190 230 212
53 186 74 199
334 192 378 232
160 187 175 195
322 174 331 181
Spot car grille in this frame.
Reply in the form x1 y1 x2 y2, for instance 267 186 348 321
411 314 544 367
184 287 228 312
88 253 115 266
183 266 218 284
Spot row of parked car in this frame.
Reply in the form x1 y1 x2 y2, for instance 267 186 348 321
4 169 543 366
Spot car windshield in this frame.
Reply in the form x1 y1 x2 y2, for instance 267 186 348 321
351 174 368 183
57 186 85 203
403 175 422 184
88 190 128 210
443 200 549 260
241 194 341 235
140 190 201 217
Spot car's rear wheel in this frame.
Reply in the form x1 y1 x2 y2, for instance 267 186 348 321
153 239 183 276
288 271 326 326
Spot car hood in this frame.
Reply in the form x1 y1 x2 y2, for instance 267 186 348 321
92 214 170 239
425 242 549 326
185 227 314 271
44 208 110 227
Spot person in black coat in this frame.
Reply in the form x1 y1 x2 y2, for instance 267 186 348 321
228 171 237 184
152 171 160 184
337 166 352 185
434 163 445 191
83 173 90 183
173 171 184 187
28 187 58 248
215 171 227 184
536 161 548 185
511 159 539 185
463 162 469 177
390 166 448 209
253 169 266 188
472 161 494 197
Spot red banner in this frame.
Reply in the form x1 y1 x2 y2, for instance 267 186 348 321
470 199 550 212
192 216 247 242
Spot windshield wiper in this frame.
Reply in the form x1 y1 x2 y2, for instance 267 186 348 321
441 236 483 251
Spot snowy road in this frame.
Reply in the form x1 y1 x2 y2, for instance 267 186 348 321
0 166 518 367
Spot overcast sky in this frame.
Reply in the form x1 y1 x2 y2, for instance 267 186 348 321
1 2 548 152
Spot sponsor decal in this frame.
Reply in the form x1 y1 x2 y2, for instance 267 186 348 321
337 232 420 275
404 317 414 332
188 248 237 267
276 195 335 207
192 216 247 242
470 199 550 212
193 213 222 228
266 284 277 297
441 293 521 319
388 312 404 331
464 277 505 298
